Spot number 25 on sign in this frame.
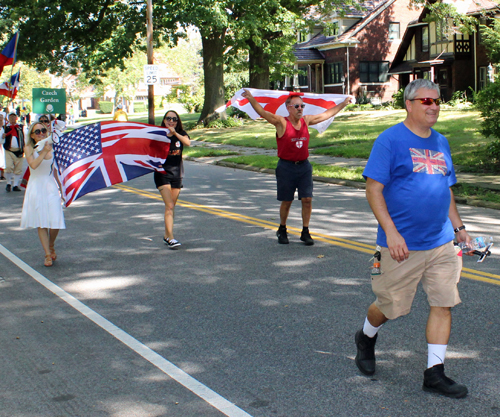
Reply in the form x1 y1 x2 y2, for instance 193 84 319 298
144 65 160 85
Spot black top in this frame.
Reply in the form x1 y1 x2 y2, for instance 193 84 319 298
162 129 188 178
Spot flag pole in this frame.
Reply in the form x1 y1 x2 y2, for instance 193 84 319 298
7 32 19 111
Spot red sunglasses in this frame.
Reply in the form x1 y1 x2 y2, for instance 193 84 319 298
409 97 441 106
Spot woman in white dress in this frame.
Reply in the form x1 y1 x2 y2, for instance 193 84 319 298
21 122 65 267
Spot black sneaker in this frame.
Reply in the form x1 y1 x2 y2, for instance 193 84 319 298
423 364 468 399
276 226 289 244
300 229 314 246
6 184 11 192
12 186 21 192
355 329 377 376
163 237 181 249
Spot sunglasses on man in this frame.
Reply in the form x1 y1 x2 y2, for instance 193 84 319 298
165 116 178 122
33 128 48 135
409 97 441 106
288 104 306 109
39 119 49 123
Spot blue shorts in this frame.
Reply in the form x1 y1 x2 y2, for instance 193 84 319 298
275 159 313 201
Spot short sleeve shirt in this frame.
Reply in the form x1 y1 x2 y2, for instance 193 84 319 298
162 130 189 178
363 122 456 250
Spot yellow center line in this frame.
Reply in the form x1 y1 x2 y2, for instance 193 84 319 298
114 183 500 285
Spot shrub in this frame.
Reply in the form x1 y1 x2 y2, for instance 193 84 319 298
392 88 405 109
476 80 500 140
446 90 472 107
133 101 147 113
487 140 500 169
227 107 249 119
206 116 244 129
99 101 113 114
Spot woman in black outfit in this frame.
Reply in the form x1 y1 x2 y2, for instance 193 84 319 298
154 110 190 249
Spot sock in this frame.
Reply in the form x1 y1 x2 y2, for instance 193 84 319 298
302 226 309 232
427 344 447 368
363 316 383 338
13 174 21 187
279 224 286 229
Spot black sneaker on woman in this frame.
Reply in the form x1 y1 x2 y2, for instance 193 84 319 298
163 237 181 249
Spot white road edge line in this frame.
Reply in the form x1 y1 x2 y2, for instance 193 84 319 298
0 243 253 417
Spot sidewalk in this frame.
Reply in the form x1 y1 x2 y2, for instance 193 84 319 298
188 140 500 210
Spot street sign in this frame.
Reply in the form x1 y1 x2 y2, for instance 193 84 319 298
144 65 160 85
32 88 67 114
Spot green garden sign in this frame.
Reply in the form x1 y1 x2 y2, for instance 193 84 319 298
32 88 67 114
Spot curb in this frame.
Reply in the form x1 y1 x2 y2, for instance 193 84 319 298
186 158 500 211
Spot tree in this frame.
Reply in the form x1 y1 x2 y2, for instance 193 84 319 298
481 19 500 64
0 0 147 80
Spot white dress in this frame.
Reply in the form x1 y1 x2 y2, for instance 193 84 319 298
20 152 65 229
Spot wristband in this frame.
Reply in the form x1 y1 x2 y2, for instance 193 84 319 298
454 225 466 233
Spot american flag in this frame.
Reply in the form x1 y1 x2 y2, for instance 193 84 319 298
217 88 352 134
54 121 171 207
410 148 448 175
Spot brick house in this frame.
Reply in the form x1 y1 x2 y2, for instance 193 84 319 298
291 0 422 102
389 0 499 101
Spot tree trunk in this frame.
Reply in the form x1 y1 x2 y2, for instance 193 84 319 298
248 38 270 89
198 29 227 125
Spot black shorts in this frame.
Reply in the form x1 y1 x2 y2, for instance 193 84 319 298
154 172 183 189
275 159 313 201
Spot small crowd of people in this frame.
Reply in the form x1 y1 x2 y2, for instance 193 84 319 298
6 79 474 399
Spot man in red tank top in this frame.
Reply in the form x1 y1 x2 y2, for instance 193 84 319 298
242 89 351 245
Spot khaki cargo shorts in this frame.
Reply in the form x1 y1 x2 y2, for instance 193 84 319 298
372 241 461 320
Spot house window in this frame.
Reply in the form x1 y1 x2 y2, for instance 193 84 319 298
436 19 449 42
298 66 309 86
389 23 400 40
422 26 429 52
299 32 307 43
325 62 343 84
359 61 389 83
324 22 339 37
479 66 490 90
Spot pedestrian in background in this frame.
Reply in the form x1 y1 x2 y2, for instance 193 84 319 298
2 112 24 192
0 113 6 180
113 105 128 122
20 122 65 267
355 79 471 398
154 110 190 249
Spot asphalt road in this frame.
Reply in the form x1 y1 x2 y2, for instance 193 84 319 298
1 161 500 417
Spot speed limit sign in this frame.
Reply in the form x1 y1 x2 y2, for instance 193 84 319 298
144 65 160 85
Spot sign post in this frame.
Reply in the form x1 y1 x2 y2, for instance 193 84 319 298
32 88 67 114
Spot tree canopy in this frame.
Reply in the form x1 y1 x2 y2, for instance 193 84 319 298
0 0 147 80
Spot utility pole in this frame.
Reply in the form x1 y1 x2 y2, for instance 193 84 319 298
147 0 154 125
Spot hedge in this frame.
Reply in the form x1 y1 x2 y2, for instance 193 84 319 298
99 101 114 114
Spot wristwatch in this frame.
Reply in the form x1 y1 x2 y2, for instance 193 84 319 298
454 225 466 233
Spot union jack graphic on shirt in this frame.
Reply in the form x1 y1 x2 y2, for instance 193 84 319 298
410 148 448 175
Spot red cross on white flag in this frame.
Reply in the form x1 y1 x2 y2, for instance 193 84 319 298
217 88 353 134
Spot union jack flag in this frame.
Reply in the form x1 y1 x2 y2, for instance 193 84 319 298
217 88 352 134
54 121 171 207
410 148 448 175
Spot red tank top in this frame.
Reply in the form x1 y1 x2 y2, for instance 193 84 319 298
276 118 309 161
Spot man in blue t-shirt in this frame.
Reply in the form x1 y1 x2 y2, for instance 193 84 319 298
355 79 472 399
